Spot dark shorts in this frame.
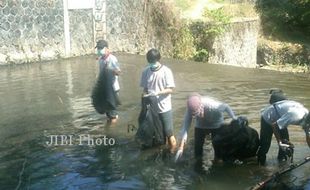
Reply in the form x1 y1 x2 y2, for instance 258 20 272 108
159 110 173 137
106 91 119 119
106 110 118 119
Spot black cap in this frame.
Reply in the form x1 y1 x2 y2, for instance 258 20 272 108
269 89 287 104
95 40 108 49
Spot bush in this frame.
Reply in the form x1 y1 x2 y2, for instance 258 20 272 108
255 0 310 41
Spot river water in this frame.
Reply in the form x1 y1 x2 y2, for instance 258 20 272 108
0 54 309 190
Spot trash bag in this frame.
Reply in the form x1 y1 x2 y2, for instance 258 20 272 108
212 116 259 162
135 96 166 148
91 68 120 114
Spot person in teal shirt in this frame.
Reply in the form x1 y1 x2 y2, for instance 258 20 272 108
95 40 121 125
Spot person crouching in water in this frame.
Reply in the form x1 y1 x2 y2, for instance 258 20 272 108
176 93 237 164
257 98 310 165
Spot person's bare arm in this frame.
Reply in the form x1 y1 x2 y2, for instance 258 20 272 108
157 87 173 95
272 122 282 143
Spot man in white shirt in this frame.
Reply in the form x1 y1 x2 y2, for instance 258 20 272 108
140 48 177 152
95 40 121 125
257 100 310 165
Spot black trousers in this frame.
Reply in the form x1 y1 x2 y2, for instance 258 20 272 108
194 127 221 159
257 117 289 160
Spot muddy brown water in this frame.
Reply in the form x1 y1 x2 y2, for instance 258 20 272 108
0 53 309 189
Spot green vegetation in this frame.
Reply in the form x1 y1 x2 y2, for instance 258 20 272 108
220 3 258 18
171 23 196 60
153 0 309 70
203 8 231 37
169 1 236 61
174 0 191 11
173 0 258 62
255 0 309 71
255 0 310 44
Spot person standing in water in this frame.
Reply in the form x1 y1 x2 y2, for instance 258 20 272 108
140 48 177 153
94 40 121 125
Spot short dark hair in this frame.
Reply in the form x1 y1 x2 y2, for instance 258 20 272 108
269 89 287 104
146 48 161 63
95 40 108 49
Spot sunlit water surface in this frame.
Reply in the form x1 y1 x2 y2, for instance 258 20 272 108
0 54 309 190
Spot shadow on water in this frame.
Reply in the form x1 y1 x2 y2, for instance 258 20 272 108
0 54 309 189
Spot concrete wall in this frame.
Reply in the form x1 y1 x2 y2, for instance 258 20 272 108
0 0 259 68
69 9 94 56
208 19 259 68
105 0 174 57
0 0 94 65
0 0 65 64
106 0 147 54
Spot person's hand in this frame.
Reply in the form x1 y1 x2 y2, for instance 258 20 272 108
279 140 294 151
143 92 157 97
279 141 290 151
113 69 121 75
174 148 183 163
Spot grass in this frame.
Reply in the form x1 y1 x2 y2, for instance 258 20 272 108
174 0 191 11
221 3 258 18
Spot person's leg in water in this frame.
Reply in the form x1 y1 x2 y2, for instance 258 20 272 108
277 128 290 161
194 128 209 159
106 90 121 126
211 128 224 164
159 111 176 153
257 117 273 165
194 128 209 173
106 110 118 126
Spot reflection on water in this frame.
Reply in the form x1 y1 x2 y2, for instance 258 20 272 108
0 54 309 189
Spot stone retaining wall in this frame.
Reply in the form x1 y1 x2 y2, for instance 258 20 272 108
105 0 174 57
0 0 94 65
208 19 259 68
0 0 259 68
0 0 65 64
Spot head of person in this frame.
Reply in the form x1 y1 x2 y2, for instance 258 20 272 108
269 89 287 104
146 48 161 68
187 93 203 117
95 40 109 56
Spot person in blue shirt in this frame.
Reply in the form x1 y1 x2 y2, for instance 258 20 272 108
257 99 310 165
176 93 237 163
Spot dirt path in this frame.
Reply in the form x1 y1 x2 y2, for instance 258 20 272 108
181 0 222 19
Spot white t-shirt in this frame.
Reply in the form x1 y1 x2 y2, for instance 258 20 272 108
140 65 175 113
99 54 120 91
261 100 309 129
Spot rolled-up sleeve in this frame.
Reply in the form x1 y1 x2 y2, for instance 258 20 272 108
111 57 120 71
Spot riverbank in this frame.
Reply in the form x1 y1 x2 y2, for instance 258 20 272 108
257 39 310 73
260 64 309 73
175 0 310 73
